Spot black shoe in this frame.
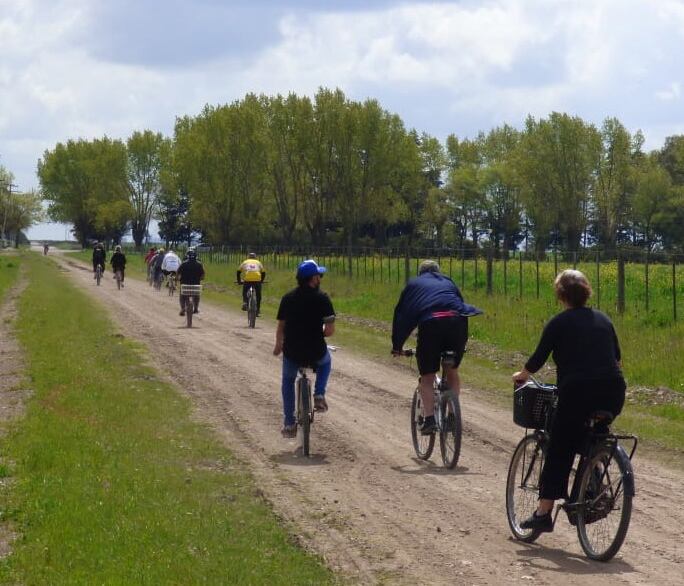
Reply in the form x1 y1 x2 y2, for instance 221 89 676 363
241 303 247 311
179 311 185 316
520 511 553 532
193 308 199 314
420 415 437 435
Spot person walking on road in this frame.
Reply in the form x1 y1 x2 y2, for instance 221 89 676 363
273 260 335 438
391 259 482 435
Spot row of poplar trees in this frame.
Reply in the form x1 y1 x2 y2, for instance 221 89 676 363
38 88 684 253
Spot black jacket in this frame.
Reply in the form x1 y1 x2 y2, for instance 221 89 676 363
178 259 205 285
110 251 126 270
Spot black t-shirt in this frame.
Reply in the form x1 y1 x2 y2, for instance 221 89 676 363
277 286 335 366
177 259 205 285
525 307 622 385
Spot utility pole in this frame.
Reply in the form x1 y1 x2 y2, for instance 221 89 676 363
0 179 19 245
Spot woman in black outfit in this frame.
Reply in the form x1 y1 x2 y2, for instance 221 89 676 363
512 269 626 532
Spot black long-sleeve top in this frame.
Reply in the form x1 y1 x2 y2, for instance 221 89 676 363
525 307 622 385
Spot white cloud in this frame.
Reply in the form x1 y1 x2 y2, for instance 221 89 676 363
2 0 684 195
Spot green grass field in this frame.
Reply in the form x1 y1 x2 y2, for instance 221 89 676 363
0 253 334 584
0 254 20 300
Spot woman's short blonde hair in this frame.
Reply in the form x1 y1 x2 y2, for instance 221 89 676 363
554 269 592 307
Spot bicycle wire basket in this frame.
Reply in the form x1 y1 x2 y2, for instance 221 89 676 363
180 284 202 296
513 382 557 429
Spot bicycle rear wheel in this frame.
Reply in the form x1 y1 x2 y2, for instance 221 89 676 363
506 434 545 543
410 388 435 460
96 266 101 286
247 290 257 328
297 377 311 457
186 297 193 328
439 391 462 468
116 271 121 290
576 445 633 561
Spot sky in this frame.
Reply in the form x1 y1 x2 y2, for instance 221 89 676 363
2 0 684 239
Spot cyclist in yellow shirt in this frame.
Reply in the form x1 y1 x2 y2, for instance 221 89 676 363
237 252 266 315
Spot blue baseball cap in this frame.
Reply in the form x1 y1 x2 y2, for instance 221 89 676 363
297 259 327 279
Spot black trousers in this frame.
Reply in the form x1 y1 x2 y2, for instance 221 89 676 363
539 377 626 500
242 282 262 310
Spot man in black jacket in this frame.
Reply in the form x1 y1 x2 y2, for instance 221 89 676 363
110 245 126 286
92 242 106 278
177 248 205 316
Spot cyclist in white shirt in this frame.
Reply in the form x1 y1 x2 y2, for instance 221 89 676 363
161 248 181 281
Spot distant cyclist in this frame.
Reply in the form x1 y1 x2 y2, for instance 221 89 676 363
92 242 106 279
177 248 205 316
161 248 181 284
391 260 482 435
110 245 127 287
273 260 335 438
152 248 166 287
237 252 265 316
43 242 49 255
144 246 157 282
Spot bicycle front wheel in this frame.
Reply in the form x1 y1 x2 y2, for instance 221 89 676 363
410 388 435 460
298 377 311 457
506 434 545 543
439 391 462 469
576 445 633 561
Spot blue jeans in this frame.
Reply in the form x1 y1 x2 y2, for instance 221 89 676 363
281 351 331 426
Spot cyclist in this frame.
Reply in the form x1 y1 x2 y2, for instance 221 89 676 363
43 242 49 255
177 248 205 316
152 247 166 288
512 269 625 532
273 259 335 438
92 242 106 279
161 248 181 286
237 252 265 315
391 260 482 435
144 246 157 282
110 245 127 287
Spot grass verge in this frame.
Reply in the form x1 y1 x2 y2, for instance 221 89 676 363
0 253 334 584
0 254 20 301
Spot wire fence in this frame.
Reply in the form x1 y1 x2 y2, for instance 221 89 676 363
127 244 683 322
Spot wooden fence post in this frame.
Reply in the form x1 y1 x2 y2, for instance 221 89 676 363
617 253 625 314
486 248 493 295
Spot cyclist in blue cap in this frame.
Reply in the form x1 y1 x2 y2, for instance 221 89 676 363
273 259 336 438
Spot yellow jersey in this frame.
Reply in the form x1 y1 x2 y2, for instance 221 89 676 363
239 259 264 282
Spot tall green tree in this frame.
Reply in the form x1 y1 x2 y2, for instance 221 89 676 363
38 137 129 246
127 130 169 248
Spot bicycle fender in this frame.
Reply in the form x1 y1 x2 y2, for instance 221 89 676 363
616 445 636 497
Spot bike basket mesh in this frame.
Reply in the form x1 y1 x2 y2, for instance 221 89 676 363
513 384 556 429
180 284 202 296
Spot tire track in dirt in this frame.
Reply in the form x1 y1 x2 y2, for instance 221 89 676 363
53 251 684 585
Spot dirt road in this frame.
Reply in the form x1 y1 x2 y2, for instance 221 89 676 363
54 253 683 585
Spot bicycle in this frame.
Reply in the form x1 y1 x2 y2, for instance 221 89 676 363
153 270 164 292
295 345 337 457
167 272 177 297
95 264 103 286
114 269 123 290
505 376 637 562
180 284 202 328
237 282 261 328
397 349 462 469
